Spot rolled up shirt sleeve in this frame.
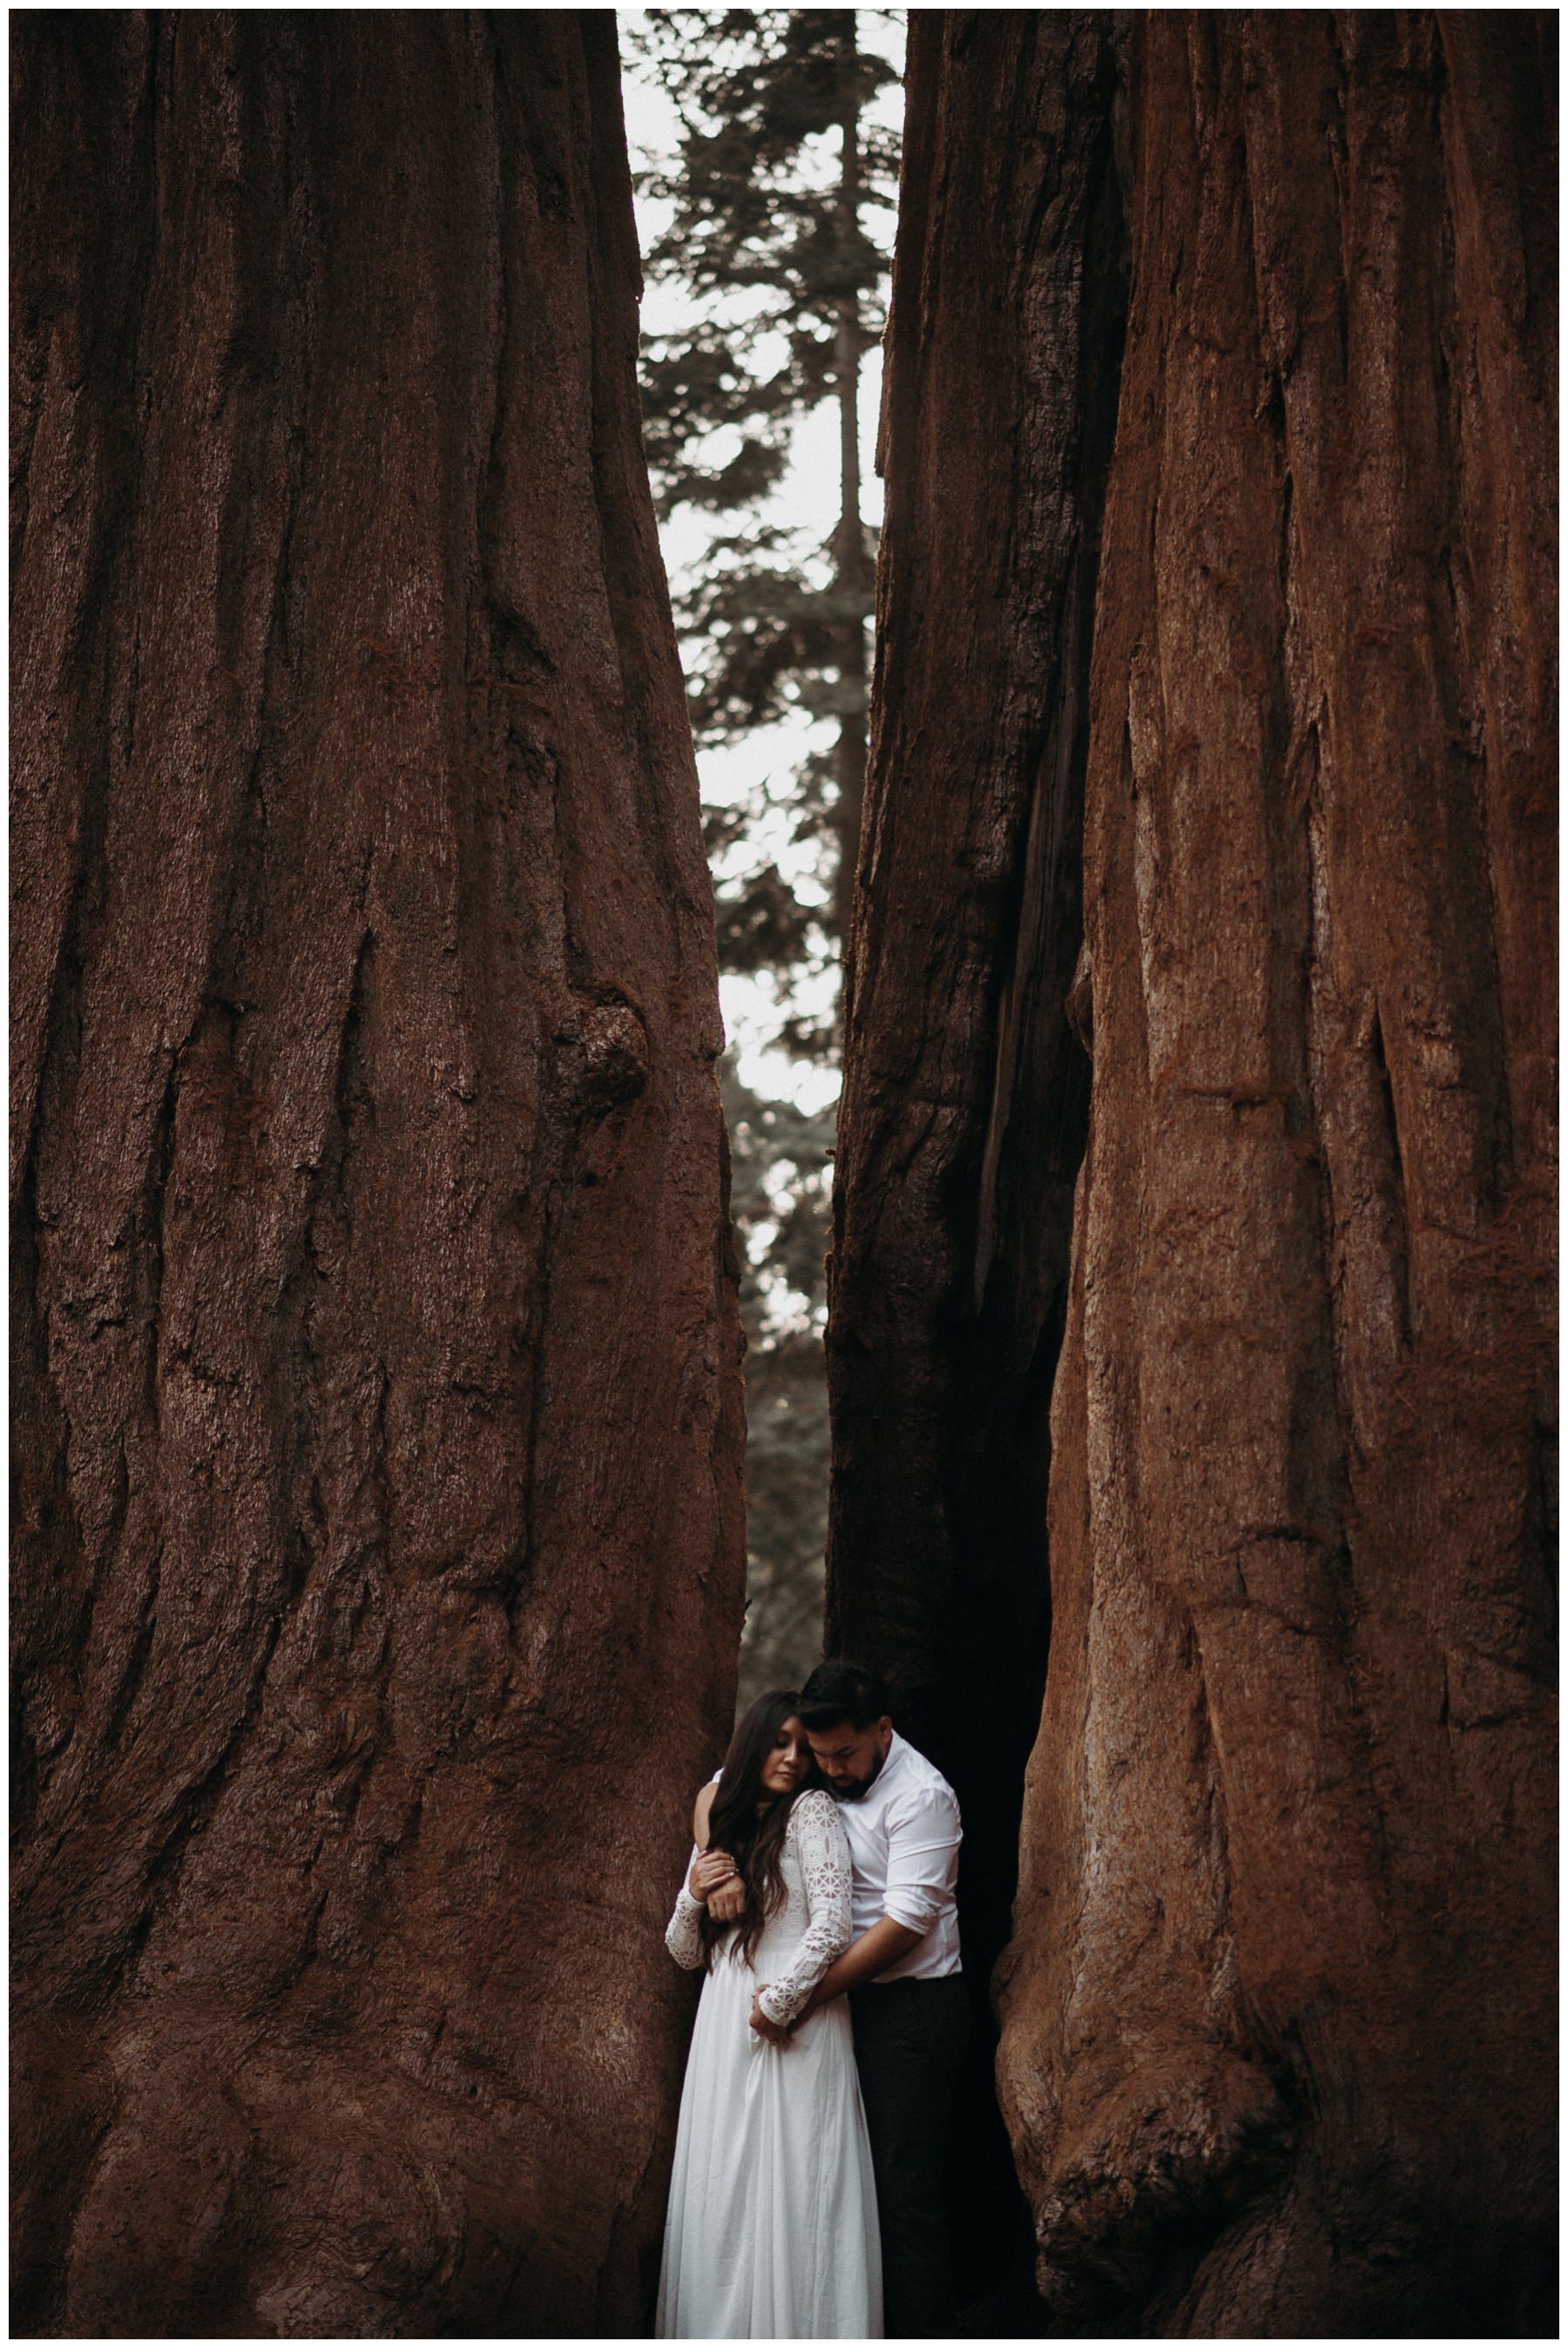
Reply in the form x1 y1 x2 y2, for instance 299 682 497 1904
880 1783 962 1935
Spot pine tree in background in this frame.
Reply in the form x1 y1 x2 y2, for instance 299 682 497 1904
628 10 899 1700
634 8 897 956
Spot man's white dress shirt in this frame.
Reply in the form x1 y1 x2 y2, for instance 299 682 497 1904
834 1729 962 1980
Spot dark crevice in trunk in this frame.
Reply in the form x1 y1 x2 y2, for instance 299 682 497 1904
1368 1003 1413 1350
938 99 1130 2324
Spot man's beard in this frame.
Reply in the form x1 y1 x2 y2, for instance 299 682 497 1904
829 1749 887 1803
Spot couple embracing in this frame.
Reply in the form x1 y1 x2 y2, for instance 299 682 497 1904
657 1661 969 2340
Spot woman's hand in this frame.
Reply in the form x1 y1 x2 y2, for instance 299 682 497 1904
749 1993 791 2045
688 1849 739 1905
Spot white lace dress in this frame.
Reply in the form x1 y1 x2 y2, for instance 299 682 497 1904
657 1786 882 2338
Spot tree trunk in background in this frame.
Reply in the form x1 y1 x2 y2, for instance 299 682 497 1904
11 16 745 2338
834 10 1555 2335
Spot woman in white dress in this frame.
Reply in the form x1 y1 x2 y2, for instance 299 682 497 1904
657 1689 882 2339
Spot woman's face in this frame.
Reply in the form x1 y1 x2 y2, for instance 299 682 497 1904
759 1715 812 1799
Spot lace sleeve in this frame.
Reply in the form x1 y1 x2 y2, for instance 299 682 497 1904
756 1792 852 2026
665 1847 706 1970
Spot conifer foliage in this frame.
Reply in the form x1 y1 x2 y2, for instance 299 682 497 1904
630 11 898 1696
633 7 898 968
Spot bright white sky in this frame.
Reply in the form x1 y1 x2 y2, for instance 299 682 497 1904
619 11 905 1115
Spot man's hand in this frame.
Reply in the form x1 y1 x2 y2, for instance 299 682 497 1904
687 1849 739 1905
707 1871 747 1924
749 1993 791 2045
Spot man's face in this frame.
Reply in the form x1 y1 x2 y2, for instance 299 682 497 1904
807 1715 892 1799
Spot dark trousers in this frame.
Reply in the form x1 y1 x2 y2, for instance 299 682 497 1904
850 1974 971 2338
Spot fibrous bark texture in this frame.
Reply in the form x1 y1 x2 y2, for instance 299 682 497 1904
12 16 745 2337
835 10 1556 2336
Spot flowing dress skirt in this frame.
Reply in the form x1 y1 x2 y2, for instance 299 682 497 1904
656 1938 882 2338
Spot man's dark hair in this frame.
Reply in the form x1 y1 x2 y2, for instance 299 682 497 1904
798 1659 890 1732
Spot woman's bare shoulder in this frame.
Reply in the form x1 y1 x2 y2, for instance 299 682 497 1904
693 1781 717 1842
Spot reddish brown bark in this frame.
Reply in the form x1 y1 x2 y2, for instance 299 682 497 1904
835 10 1555 2334
11 15 744 2336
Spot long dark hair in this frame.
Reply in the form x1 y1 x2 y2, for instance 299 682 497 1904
699 1689 821 1969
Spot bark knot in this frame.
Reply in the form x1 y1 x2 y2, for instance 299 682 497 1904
556 994 651 1117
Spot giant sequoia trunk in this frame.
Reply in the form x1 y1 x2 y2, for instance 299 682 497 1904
12 16 744 2336
832 10 1555 2335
